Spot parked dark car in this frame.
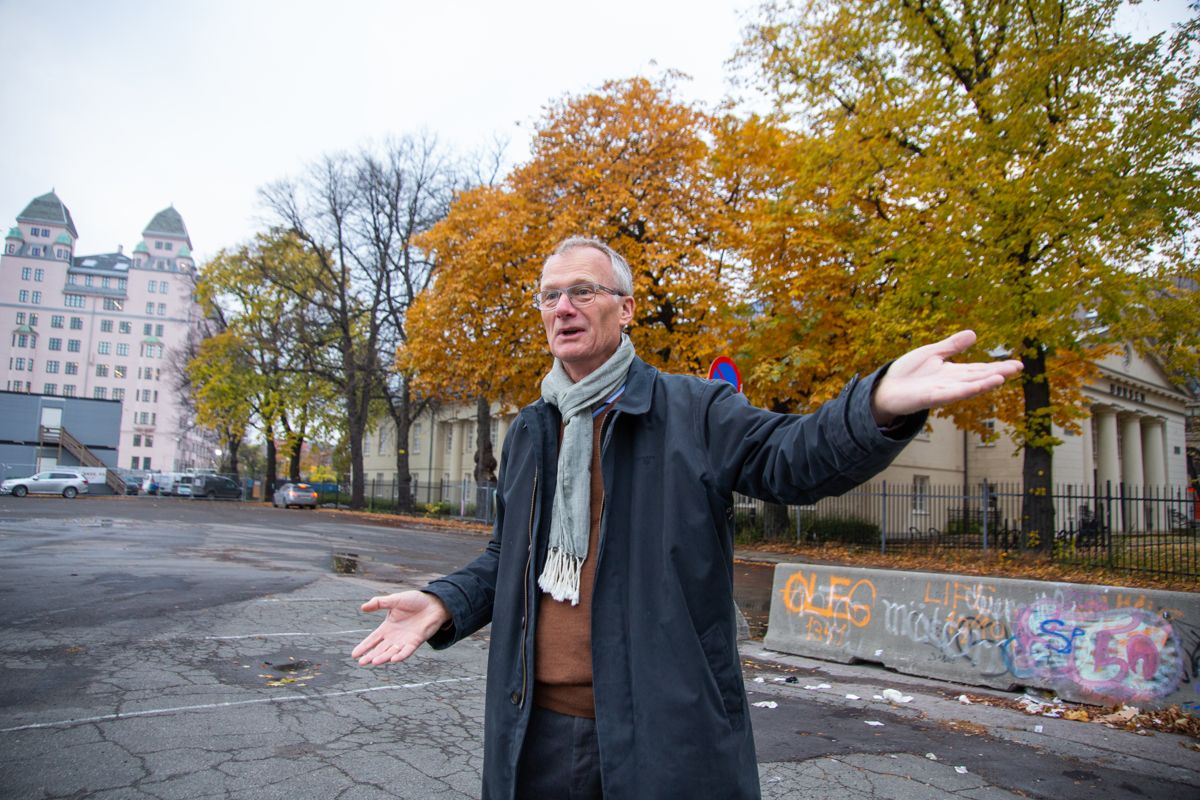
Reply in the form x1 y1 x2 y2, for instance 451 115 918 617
272 482 319 509
190 475 243 500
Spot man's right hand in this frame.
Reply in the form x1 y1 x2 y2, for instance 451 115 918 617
351 590 451 667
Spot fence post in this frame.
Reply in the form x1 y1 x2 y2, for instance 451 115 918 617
981 479 990 552
880 480 888 554
1105 481 1115 569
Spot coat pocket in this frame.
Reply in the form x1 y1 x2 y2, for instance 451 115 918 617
698 620 744 725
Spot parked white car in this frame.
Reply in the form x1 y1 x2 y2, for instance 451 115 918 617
1 470 89 498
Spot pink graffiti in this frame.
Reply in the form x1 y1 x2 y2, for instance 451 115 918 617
1001 601 1183 704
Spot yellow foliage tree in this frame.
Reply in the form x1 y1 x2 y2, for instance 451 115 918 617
734 0 1200 544
410 76 746 414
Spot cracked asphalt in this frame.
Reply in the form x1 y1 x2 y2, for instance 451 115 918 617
0 497 1196 799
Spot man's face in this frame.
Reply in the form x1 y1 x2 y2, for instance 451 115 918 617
540 247 635 382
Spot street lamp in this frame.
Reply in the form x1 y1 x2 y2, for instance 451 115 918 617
214 448 223 472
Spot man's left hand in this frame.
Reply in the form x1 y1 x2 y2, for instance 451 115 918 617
871 330 1023 426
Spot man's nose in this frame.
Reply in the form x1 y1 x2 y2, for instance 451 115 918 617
552 293 577 314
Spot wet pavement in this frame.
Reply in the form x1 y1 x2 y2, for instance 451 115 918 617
0 497 1195 799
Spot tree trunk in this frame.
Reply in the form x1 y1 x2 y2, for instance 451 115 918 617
265 429 277 502
346 368 368 509
474 395 497 485
289 434 303 481
390 382 416 513
1020 340 1055 552
227 436 241 481
763 502 791 541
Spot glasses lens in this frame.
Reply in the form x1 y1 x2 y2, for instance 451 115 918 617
568 285 597 305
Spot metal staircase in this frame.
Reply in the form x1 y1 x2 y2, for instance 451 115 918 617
38 425 126 494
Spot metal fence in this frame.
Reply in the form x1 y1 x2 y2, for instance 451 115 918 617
733 481 1199 580
274 475 500 525
242 474 1198 581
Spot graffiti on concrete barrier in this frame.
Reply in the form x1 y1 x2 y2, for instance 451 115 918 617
780 571 876 628
771 567 1196 707
1000 600 1184 703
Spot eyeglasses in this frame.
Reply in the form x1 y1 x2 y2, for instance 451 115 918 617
533 282 624 310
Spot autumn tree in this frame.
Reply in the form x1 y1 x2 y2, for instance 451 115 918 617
735 0 1200 546
194 232 338 495
411 76 746 451
259 135 461 508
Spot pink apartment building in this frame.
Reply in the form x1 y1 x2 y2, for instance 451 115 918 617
1 191 216 473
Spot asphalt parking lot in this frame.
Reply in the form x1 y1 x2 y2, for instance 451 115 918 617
1 496 1196 800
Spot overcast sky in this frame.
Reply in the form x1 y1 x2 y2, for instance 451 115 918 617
0 0 1191 262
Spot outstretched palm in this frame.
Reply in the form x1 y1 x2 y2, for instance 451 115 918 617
870 330 1023 424
352 590 450 667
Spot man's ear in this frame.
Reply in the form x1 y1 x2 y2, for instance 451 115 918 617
619 296 635 328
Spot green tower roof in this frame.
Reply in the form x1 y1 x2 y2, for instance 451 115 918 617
17 191 79 238
54 232 72 245
5 227 23 240
133 241 149 254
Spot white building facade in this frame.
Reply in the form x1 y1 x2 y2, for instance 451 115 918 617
0 191 213 472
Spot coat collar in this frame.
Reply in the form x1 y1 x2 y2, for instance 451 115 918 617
524 354 656 422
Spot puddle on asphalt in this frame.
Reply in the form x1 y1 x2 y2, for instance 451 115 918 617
332 552 359 574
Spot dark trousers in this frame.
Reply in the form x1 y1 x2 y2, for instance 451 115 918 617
515 705 603 800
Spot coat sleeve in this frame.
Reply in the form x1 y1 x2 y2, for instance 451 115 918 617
699 365 927 505
420 429 516 649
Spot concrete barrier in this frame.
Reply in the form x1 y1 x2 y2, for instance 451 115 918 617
763 563 1199 711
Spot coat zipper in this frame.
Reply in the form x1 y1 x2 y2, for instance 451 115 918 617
518 464 537 708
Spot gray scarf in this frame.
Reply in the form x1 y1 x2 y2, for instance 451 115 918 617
538 335 635 605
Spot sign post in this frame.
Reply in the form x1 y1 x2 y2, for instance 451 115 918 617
707 356 743 393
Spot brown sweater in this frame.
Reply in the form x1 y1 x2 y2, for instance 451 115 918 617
533 407 609 718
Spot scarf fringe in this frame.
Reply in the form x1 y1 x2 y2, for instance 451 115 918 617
538 546 584 606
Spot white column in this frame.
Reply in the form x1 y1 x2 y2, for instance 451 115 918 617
1142 417 1166 489
1080 413 1094 489
1094 407 1120 491
1120 413 1145 530
448 418 465 486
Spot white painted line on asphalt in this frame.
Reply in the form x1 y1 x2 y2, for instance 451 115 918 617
203 629 372 640
0 675 486 733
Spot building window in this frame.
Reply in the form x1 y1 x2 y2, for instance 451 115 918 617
43 383 56 395
113 365 127 379
157 303 166 316
155 241 163 250
96 364 109 377
45 361 59 373
51 315 64 328
378 427 388 455
21 267 31 280
445 426 453 454
14 358 25 371
148 282 156 294
34 268 43 281
56 249 66 259
62 384 76 397
159 280 168 293
98 341 112 355
977 420 997 448
31 291 41 304
117 278 126 290
69 317 83 329
65 362 78 375
144 435 153 447
116 343 129 356
85 275 95 287
67 340 81 352
131 456 140 470
118 321 131 334
100 319 114 333
103 298 123 311
133 434 142 447
67 274 78 285
155 324 164 336
411 422 422 455
112 388 124 401
94 387 107 400
912 475 930 514
145 302 154 315
28 314 38 326
18 290 28 303
143 457 151 469
15 334 28 348
143 323 152 335
48 337 62 351
164 242 173 251
65 295 84 308
101 277 111 288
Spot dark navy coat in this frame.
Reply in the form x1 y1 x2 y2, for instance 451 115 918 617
424 357 923 799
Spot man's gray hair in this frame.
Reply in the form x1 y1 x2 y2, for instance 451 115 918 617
548 236 634 296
